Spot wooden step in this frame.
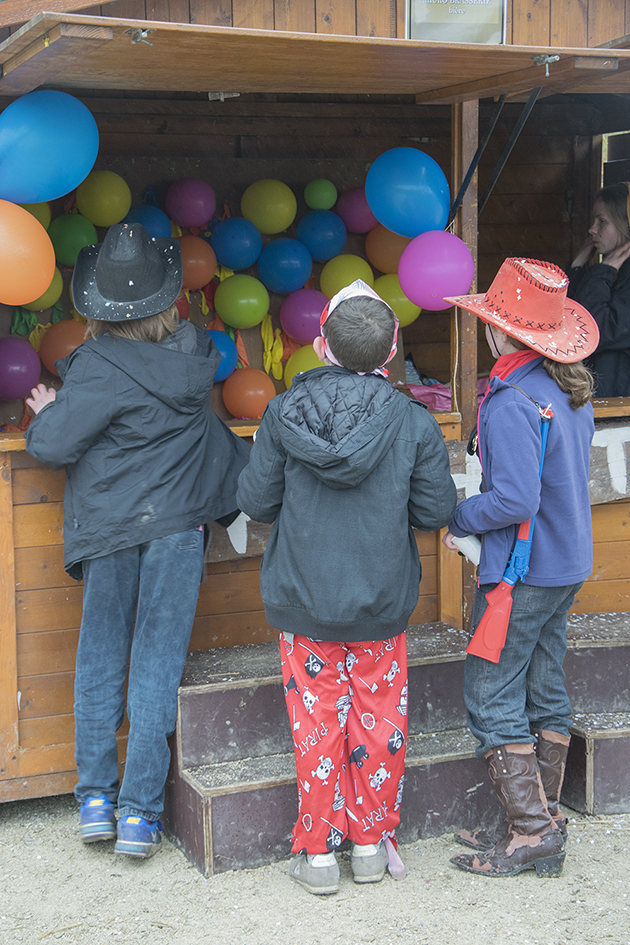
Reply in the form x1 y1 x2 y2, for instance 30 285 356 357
163 726 497 876
562 711 630 815
176 616 630 767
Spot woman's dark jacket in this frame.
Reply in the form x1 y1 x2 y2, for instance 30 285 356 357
26 322 250 579
568 258 630 396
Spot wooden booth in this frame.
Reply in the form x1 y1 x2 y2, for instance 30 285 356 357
1 1 630 871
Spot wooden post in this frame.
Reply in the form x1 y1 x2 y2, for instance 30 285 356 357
451 100 479 442
440 101 480 629
0 450 19 780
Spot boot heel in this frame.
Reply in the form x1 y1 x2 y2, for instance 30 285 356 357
534 853 565 877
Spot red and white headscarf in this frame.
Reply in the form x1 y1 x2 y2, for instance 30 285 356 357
319 279 399 378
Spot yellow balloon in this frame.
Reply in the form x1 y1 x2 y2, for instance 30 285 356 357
241 179 297 235
320 254 374 300
284 344 325 388
374 273 421 327
23 267 63 311
76 170 132 227
19 202 51 230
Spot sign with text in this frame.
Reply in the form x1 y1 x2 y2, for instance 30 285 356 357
408 0 506 45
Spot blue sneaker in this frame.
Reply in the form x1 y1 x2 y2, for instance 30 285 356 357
79 794 117 843
115 816 163 858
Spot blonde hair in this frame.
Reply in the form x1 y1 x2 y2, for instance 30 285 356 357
85 305 178 344
508 337 594 409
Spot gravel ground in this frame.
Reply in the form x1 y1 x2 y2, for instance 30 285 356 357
1 794 629 945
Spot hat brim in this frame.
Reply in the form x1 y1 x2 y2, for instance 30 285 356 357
443 292 600 364
72 236 183 321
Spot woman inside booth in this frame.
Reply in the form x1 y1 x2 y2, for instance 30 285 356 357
568 181 630 396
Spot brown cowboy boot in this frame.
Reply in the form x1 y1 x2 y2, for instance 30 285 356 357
451 745 565 877
456 732 570 851
531 728 570 837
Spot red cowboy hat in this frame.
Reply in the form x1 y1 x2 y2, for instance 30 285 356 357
444 257 599 363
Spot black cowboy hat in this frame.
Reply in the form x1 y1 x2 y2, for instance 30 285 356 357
71 222 182 321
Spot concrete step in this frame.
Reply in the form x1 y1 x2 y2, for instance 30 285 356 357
164 725 497 876
562 711 630 815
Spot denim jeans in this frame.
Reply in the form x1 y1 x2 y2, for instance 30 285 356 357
73 528 203 820
464 580 582 758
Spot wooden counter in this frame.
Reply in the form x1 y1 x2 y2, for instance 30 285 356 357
2 408 629 803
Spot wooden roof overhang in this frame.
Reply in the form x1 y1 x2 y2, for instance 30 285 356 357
0 14 626 434
0 12 629 101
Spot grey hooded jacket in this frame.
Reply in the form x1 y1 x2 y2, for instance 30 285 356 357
26 322 250 579
236 366 457 641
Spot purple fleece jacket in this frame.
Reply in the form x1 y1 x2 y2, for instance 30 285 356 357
449 357 594 587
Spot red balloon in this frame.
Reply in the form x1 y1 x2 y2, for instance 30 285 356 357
174 290 189 320
222 367 276 420
39 320 86 376
179 235 216 290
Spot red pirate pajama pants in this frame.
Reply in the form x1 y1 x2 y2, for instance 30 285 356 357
280 632 408 855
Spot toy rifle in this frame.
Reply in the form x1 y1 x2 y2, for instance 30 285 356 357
466 401 553 664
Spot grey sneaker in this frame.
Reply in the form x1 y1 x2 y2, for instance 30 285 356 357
351 840 388 883
289 852 339 895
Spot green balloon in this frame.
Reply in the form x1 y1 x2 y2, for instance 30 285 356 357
214 274 270 329
304 179 338 211
48 214 98 266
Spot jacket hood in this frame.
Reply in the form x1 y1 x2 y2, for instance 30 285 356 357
57 321 220 414
269 366 412 488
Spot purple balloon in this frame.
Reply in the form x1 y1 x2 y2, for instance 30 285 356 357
334 187 378 234
398 231 475 311
280 289 328 344
165 178 216 228
0 337 41 400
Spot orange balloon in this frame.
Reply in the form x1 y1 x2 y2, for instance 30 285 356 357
222 367 276 420
179 234 217 290
39 320 86 376
365 224 411 274
0 199 55 305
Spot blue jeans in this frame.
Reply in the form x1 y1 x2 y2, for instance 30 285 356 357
73 529 203 820
464 581 582 758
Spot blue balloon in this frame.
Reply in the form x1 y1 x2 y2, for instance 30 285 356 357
365 147 450 238
257 238 313 294
207 329 239 382
123 206 172 239
0 91 99 204
210 217 262 270
296 210 347 262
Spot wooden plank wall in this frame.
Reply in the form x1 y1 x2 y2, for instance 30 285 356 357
1 0 629 45
9 454 440 792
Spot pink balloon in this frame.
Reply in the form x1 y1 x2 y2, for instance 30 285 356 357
398 231 474 311
335 187 378 234
165 178 217 228
280 289 328 344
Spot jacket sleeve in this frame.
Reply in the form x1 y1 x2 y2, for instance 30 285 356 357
25 350 117 470
449 397 541 537
408 408 457 531
568 261 630 352
236 410 286 524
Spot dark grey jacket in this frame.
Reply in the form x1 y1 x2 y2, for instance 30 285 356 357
26 322 250 579
236 366 457 641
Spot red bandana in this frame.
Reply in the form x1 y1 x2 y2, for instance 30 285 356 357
490 349 541 382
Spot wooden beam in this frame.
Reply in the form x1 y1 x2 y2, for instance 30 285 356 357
0 22 113 95
416 55 620 105
0 0 122 29
450 100 479 442
0 451 19 781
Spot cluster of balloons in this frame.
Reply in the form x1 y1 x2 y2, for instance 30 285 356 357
0 91 475 410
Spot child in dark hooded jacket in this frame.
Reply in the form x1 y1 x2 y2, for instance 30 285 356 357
26 224 249 860
237 280 456 894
